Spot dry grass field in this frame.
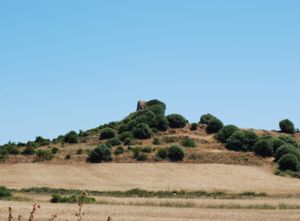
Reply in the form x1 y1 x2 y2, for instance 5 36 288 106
1 163 300 194
1 200 300 221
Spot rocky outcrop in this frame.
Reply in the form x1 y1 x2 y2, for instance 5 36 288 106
137 100 147 111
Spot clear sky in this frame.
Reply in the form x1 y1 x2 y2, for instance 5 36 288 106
0 0 299 144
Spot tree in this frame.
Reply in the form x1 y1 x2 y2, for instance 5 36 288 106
199 114 217 125
254 139 273 157
167 145 185 161
88 144 112 163
217 125 239 143
64 131 78 144
132 123 152 139
278 154 300 172
279 119 295 134
206 118 224 134
100 128 116 140
167 114 188 128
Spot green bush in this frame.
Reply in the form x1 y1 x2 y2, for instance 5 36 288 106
167 145 185 161
226 130 259 152
114 146 125 155
34 136 51 146
217 125 239 143
142 146 152 153
152 137 161 145
146 99 166 112
206 118 224 134
275 144 300 162
51 193 96 204
35 150 54 161
167 114 188 128
131 147 141 158
190 123 198 131
147 105 165 116
124 138 133 145
180 137 196 148
100 128 116 140
278 135 298 148
153 115 169 131
64 131 78 144
132 123 152 139
65 154 71 160
0 186 12 198
269 137 285 152
254 139 273 157
156 148 169 160
0 148 8 161
118 132 134 142
278 154 300 172
22 146 35 155
199 113 217 125
1 143 19 155
51 147 59 154
136 153 148 161
87 144 112 163
106 138 122 147
279 119 295 134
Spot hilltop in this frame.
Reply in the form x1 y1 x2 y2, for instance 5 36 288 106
0 99 299 177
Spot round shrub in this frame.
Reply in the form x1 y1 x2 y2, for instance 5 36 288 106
167 145 185 161
106 138 122 147
269 137 285 152
278 135 298 148
0 186 12 198
132 123 152 139
152 137 161 145
279 119 295 134
64 131 78 144
254 139 273 157
199 114 217 125
180 137 196 148
100 128 116 140
136 153 148 161
118 132 134 142
51 147 59 154
156 148 169 160
146 99 166 111
278 154 300 172
167 114 188 128
88 144 112 163
226 130 258 152
206 118 224 134
217 125 239 143
22 146 35 155
142 146 152 153
153 115 169 131
114 146 125 155
35 150 54 161
275 144 300 162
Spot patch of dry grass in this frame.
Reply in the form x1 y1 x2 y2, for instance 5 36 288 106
1 163 300 194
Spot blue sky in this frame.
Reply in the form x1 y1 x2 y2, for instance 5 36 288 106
0 0 299 144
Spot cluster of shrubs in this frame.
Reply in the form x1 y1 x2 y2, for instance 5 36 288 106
104 99 189 142
199 114 224 134
51 193 95 204
216 120 300 172
156 145 185 161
